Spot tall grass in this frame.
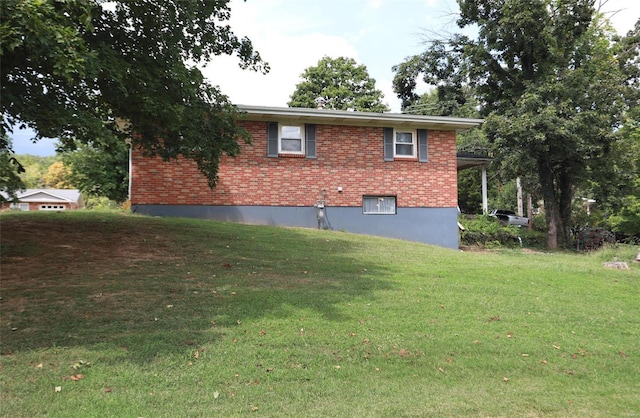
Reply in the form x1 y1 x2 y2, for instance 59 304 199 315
1 211 638 417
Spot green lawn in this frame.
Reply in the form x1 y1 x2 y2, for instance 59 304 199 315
1 211 638 417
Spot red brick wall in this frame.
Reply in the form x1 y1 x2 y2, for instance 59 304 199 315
131 121 458 208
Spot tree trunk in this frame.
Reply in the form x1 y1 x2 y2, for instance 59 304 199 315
546 207 559 249
558 169 574 247
538 159 560 249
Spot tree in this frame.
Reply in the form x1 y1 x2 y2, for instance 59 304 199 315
0 137 25 202
1 0 268 197
62 140 129 203
288 56 389 112
43 161 73 189
17 155 59 188
393 0 627 248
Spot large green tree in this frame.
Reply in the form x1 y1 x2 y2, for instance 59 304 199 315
62 140 129 203
393 0 628 248
288 56 389 112
0 137 25 202
1 0 268 195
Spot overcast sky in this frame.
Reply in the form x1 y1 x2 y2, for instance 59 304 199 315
11 0 639 155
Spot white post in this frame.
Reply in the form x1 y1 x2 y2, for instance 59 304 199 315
128 143 133 202
517 177 523 216
482 166 488 214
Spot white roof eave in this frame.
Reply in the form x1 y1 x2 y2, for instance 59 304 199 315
237 105 484 132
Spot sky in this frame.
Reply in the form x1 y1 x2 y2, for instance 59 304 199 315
9 0 640 156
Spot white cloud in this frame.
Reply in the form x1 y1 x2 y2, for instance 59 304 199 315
202 33 358 107
600 0 639 34
200 0 360 107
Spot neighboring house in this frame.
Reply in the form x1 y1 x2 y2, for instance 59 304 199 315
130 105 483 248
1 189 85 211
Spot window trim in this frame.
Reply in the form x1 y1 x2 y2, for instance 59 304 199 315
279 124 305 155
362 195 397 215
39 204 66 211
394 129 417 158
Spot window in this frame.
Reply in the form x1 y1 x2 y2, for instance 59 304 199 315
279 125 304 154
268 122 316 158
395 130 416 157
9 203 29 211
363 196 396 215
40 205 65 211
384 128 427 161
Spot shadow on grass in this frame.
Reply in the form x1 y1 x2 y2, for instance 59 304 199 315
0 212 395 362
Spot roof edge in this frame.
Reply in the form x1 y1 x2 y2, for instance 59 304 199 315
237 105 484 131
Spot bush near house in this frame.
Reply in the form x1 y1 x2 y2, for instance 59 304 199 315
459 215 521 248
459 215 547 249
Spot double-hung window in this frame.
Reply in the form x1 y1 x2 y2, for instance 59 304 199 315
268 122 316 158
394 130 416 158
363 196 397 215
384 127 427 162
279 125 304 154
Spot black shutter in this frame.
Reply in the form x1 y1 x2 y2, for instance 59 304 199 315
305 124 316 159
418 129 428 162
383 127 394 161
267 122 278 157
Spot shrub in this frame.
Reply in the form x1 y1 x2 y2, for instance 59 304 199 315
576 227 616 251
459 215 521 248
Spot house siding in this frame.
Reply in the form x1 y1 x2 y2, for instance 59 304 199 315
131 120 460 248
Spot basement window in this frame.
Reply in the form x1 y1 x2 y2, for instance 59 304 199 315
363 196 396 215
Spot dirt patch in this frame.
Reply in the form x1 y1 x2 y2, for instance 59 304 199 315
1 214 182 290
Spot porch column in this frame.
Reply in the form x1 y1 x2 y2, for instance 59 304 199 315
482 166 488 214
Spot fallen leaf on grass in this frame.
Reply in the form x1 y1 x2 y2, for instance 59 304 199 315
69 374 84 381
619 351 629 358
55 386 62 392
503 377 509 382
104 387 112 393
35 363 43 369
213 391 220 399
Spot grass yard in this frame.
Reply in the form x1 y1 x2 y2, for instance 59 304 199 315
1 211 638 417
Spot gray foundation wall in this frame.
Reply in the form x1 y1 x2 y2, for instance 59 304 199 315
132 205 459 249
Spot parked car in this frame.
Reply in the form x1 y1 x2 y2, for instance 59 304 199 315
489 209 529 227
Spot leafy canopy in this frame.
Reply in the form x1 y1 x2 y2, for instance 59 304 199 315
1 0 268 190
289 56 389 112
62 140 130 203
393 0 631 248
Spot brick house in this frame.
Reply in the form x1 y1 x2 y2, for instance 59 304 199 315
130 105 483 248
1 189 85 211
